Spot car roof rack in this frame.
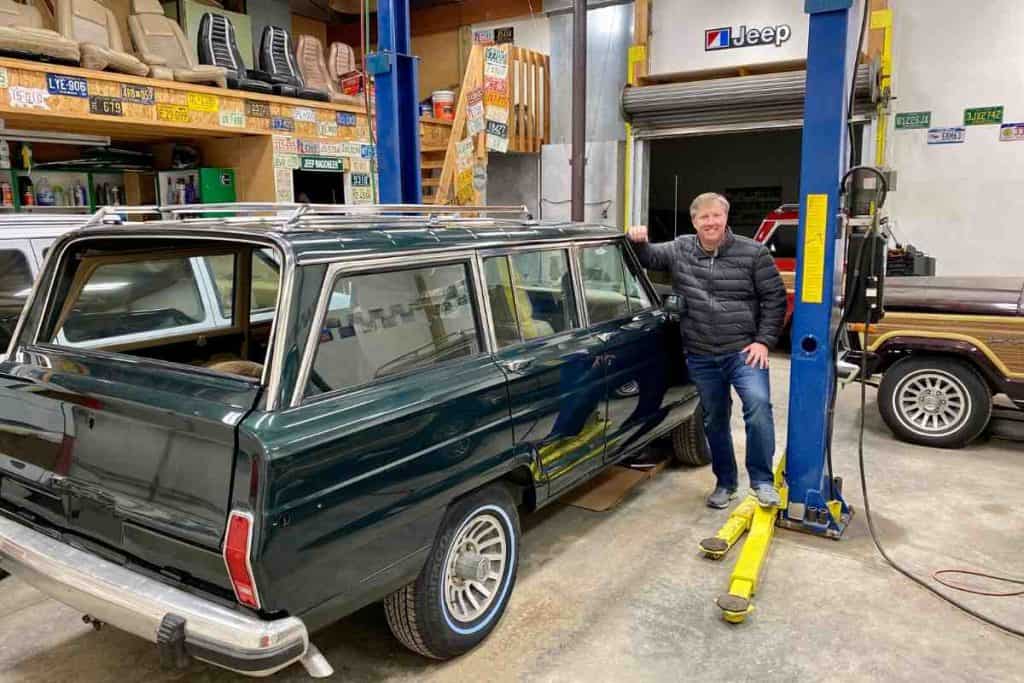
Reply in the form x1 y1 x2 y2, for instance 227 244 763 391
81 203 539 232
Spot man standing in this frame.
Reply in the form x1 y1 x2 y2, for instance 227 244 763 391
628 192 787 509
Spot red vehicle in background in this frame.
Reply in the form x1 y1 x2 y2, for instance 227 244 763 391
753 204 800 343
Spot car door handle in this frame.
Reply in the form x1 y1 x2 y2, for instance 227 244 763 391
500 358 534 374
596 332 615 343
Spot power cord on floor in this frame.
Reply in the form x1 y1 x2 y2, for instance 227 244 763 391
932 570 1024 597
856 316 1024 638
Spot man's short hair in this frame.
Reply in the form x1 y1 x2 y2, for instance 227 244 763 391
690 192 730 218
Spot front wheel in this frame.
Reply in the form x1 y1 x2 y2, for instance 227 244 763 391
878 356 992 448
670 403 711 466
385 484 520 659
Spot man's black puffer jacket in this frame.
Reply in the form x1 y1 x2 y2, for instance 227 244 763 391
632 229 787 355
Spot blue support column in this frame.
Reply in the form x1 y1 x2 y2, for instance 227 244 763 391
782 0 860 537
372 0 422 204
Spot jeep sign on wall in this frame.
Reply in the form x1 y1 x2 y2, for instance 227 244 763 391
649 0 810 74
705 24 792 51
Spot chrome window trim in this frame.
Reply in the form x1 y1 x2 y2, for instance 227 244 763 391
289 251 481 408
16 231 293 410
471 251 497 353
618 240 660 313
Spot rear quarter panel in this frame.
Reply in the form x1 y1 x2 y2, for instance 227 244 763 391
247 355 518 624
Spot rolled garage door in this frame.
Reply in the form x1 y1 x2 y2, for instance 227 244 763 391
622 65 875 138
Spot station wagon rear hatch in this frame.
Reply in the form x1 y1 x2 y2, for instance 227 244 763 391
0 232 280 581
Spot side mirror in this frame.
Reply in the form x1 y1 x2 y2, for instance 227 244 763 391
663 293 683 321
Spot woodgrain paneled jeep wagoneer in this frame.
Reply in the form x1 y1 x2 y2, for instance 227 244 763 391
0 205 707 677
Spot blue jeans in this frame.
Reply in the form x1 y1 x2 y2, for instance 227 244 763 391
685 351 775 491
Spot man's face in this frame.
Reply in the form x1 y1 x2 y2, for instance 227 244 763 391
692 201 728 247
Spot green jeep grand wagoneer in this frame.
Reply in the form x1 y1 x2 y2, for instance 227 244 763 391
0 205 706 677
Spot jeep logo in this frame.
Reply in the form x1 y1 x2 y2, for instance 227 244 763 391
705 24 792 51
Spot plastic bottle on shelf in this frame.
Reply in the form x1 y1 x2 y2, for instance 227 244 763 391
0 139 10 170
36 177 54 206
166 177 175 205
175 178 187 205
185 175 196 204
54 185 65 207
0 181 12 207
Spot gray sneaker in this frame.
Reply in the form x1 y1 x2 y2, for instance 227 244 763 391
752 484 781 508
706 486 738 509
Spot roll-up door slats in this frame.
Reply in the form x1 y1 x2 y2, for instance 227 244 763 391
623 65 873 137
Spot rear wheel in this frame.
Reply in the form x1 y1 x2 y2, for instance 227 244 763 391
385 484 520 659
878 356 991 448
671 403 711 466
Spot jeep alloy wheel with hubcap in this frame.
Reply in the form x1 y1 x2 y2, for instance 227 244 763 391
878 357 991 448
385 484 520 659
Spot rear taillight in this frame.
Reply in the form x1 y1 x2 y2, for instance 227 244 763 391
223 510 261 610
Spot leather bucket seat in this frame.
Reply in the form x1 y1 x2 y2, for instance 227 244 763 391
258 26 327 101
197 12 272 94
57 0 149 76
295 34 360 105
129 0 226 86
0 0 80 64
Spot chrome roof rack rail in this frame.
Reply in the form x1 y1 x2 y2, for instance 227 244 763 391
84 205 164 227
283 203 531 229
79 203 539 232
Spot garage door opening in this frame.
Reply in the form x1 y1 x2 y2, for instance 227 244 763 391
646 124 866 244
647 128 804 243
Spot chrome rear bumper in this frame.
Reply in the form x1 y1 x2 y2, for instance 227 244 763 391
0 512 309 677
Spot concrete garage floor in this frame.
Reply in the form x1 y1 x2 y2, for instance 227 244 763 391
1 354 1022 682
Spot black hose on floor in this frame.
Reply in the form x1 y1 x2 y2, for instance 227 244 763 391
855 316 1024 638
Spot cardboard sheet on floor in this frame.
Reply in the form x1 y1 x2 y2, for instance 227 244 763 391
563 461 668 512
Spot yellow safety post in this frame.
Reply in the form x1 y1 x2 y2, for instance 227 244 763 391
698 497 757 559
713 457 788 623
871 9 894 167
622 45 646 231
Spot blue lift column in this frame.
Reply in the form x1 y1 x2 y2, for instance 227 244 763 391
781 0 862 538
370 0 422 203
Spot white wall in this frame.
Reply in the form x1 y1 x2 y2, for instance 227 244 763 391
887 0 1024 276
649 0 809 75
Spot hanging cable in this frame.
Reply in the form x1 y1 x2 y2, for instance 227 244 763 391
847 0 870 168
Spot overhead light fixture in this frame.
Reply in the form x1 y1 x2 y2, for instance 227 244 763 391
0 127 111 146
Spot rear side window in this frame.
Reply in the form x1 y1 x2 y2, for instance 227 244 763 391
0 250 34 351
305 262 481 397
765 225 798 259
483 249 579 349
56 257 207 343
580 244 651 324
205 249 280 319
